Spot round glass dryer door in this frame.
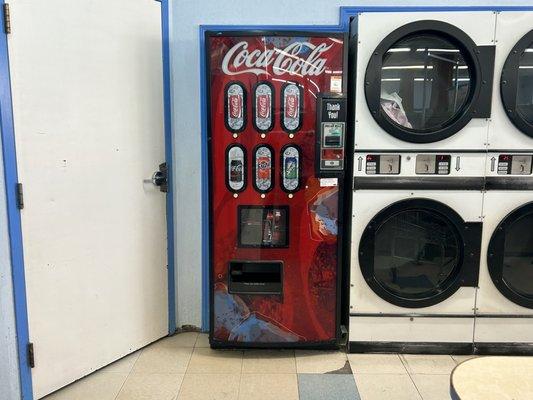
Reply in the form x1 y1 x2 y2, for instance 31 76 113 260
359 199 474 308
488 203 533 308
365 21 484 143
501 30 533 137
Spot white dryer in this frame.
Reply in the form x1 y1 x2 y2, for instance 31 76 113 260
349 152 485 353
475 152 533 353
351 12 496 150
488 12 533 150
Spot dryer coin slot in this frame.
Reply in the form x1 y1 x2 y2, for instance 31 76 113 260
511 155 533 175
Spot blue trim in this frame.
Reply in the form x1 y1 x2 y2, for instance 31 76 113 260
160 0 176 335
0 0 33 398
197 5 533 332
199 28 209 332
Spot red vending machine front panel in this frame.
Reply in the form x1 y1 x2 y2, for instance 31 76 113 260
207 32 346 346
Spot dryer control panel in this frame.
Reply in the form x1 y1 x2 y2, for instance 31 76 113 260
364 154 400 175
492 154 533 175
415 155 451 175
355 152 486 178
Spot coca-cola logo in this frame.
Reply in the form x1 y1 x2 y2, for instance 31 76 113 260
257 95 270 118
229 94 242 118
222 41 333 76
286 94 298 118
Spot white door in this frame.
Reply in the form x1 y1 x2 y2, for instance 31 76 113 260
7 1 169 398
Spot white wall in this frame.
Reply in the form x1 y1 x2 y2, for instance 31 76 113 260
169 0 533 328
0 126 21 398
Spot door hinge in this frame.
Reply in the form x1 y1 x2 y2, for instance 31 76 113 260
3 3 11 34
28 343 35 368
16 183 24 209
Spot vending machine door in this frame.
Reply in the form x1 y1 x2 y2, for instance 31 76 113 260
206 32 347 347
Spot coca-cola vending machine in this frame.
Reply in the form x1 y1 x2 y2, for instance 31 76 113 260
206 31 348 348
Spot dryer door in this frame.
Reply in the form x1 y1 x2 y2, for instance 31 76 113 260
488 202 533 309
501 30 533 138
359 199 481 308
365 21 494 143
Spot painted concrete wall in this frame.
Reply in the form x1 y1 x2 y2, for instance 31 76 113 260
168 0 533 328
0 126 21 398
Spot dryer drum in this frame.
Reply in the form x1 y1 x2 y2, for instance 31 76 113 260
487 202 533 309
364 20 495 143
500 29 533 138
359 198 481 308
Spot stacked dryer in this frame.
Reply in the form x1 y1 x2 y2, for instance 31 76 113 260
348 11 496 353
475 12 533 353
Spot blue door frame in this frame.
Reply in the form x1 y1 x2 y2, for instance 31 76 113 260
1 1 176 399
197 5 533 331
0 0 33 398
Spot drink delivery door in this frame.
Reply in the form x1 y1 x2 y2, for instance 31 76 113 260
206 32 348 348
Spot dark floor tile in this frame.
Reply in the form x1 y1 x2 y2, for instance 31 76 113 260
298 374 360 400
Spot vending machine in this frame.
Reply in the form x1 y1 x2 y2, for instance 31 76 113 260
206 31 348 348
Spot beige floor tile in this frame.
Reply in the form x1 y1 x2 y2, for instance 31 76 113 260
186 348 243 374
156 332 199 348
116 373 183 400
451 355 478 364
242 350 296 374
354 373 422 400
238 374 298 400
177 373 240 400
411 374 451 400
103 351 141 373
42 371 127 400
132 345 193 374
401 354 457 375
295 350 347 374
195 334 210 348
348 353 407 374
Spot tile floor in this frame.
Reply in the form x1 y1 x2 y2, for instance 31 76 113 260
43 332 476 400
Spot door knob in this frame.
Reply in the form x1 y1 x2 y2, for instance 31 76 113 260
152 162 168 193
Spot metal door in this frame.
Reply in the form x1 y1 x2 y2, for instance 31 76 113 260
6 1 169 397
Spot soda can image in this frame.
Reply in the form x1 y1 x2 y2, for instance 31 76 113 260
225 82 246 133
253 82 274 133
281 145 300 192
281 83 302 133
253 145 273 193
226 144 246 192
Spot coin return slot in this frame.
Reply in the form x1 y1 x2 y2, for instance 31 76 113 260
228 261 283 294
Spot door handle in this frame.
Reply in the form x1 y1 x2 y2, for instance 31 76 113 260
152 162 168 193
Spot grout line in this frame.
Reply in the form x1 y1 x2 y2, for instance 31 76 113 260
398 354 410 374
236 351 244 400
113 350 143 400
406 371 424 400
172 337 197 400
399 355 424 400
